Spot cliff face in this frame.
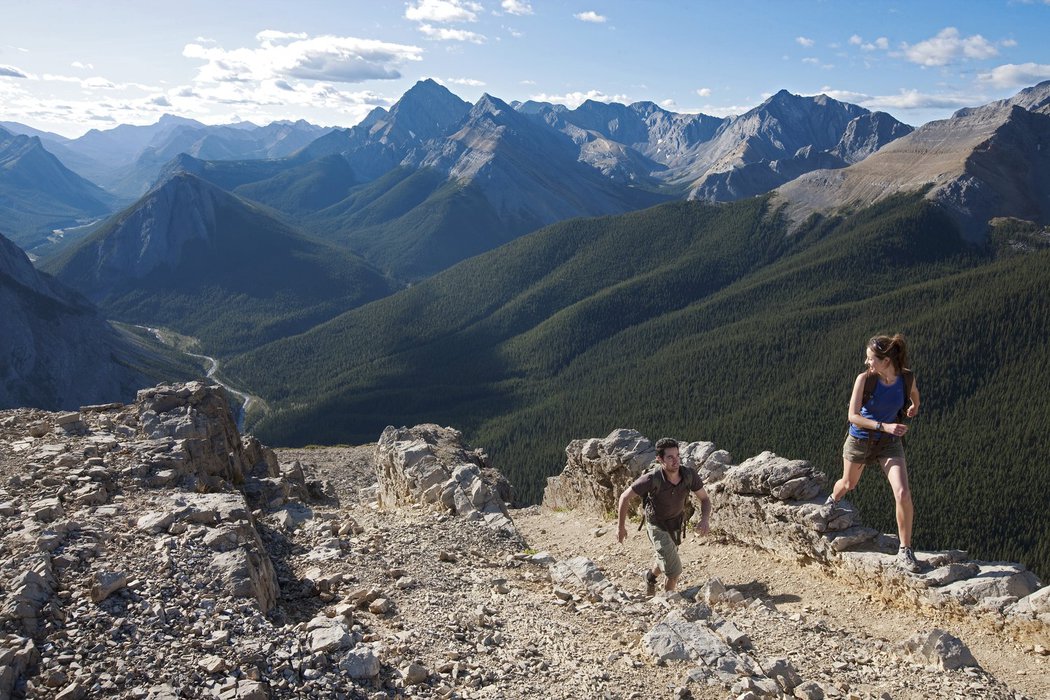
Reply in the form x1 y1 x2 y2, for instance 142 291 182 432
0 232 179 411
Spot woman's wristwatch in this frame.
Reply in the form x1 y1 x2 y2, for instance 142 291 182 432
876 422 884 432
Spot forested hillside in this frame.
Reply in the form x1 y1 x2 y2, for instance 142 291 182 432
225 195 1050 578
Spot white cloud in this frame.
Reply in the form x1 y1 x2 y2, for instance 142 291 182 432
70 61 94 70
444 76 486 86
849 34 863 46
696 87 712 97
501 0 533 15
83 76 117 89
574 11 607 23
861 37 889 51
520 79 536 85
405 0 482 23
802 57 819 65
1000 39 1018 48
41 73 81 83
183 34 423 84
819 86 976 111
903 27 998 67
256 30 309 47
977 62 1050 88
528 89 627 108
0 64 28 78
796 36 815 48
418 24 486 43
660 98 677 109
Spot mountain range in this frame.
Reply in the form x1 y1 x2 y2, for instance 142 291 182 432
4 80 1050 578
2 79 913 277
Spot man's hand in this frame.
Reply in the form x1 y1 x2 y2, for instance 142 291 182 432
694 516 710 536
617 524 628 543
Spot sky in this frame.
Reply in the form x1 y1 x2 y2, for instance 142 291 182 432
2 0 1050 138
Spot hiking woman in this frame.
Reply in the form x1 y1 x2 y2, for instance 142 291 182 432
825 334 922 572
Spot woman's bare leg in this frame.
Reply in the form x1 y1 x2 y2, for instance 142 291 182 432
832 460 865 501
882 457 913 547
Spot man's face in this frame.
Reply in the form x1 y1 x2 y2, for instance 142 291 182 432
658 447 681 473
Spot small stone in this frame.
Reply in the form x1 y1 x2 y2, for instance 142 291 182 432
199 654 227 674
339 648 381 678
794 680 825 700
91 570 128 603
369 598 392 615
401 662 429 685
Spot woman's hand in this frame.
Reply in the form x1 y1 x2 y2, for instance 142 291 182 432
883 422 909 436
906 404 919 418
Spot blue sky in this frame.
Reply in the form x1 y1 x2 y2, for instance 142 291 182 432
2 0 1050 137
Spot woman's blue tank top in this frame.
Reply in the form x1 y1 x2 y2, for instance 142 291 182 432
849 375 904 439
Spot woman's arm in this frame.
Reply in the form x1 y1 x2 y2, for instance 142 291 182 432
907 378 921 418
847 372 877 430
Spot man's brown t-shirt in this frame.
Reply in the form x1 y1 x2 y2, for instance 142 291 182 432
630 466 703 530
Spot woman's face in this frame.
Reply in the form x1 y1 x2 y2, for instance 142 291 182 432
865 347 890 374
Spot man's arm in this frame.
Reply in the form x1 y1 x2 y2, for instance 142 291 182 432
693 487 711 535
617 486 639 543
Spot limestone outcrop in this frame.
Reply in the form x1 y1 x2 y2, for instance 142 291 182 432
543 428 732 516
374 424 518 537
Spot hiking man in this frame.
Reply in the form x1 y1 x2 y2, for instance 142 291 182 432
616 438 711 595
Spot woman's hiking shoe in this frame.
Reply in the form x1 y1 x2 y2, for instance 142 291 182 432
644 570 658 596
821 495 842 517
897 546 922 573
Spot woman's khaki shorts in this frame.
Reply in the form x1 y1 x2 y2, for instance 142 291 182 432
645 522 683 579
842 434 906 465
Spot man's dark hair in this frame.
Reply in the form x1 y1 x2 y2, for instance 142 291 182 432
655 437 679 458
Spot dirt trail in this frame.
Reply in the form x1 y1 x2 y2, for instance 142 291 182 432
513 508 1049 700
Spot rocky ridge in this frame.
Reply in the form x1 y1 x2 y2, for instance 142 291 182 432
2 384 1047 699
775 80 1050 240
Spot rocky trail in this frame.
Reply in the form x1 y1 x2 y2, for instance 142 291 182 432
1 383 1047 699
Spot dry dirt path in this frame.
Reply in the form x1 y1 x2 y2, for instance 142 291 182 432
513 507 1049 700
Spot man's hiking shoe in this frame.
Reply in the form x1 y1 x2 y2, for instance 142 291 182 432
897 546 922 574
644 570 658 596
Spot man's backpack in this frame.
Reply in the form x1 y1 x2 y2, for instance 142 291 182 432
636 465 697 545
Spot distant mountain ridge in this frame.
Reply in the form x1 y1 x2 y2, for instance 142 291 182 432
776 80 1050 240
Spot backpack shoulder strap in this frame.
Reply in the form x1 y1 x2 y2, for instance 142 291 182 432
861 373 879 406
899 369 915 421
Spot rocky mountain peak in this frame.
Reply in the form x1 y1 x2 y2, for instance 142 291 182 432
390 79 470 125
69 172 228 283
470 93 512 119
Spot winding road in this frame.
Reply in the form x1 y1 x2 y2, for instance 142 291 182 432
138 326 254 432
